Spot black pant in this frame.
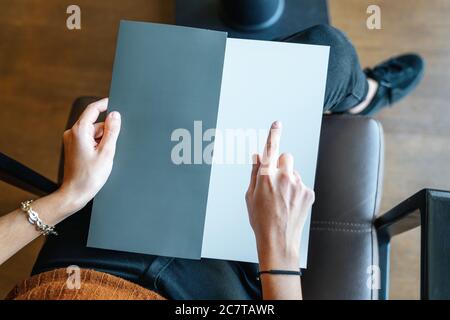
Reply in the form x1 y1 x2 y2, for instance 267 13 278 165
283 24 368 113
32 24 369 299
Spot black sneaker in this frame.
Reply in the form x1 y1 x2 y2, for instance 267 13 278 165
357 53 425 116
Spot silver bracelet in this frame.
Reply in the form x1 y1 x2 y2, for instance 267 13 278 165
20 200 58 236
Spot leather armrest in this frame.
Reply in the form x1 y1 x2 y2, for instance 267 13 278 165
302 115 384 300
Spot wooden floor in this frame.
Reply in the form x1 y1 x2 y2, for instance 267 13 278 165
1 0 449 299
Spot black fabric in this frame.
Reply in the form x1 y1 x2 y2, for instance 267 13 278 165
282 24 369 113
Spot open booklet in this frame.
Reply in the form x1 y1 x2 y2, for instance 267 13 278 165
88 21 329 268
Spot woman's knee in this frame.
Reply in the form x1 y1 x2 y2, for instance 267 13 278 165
285 24 358 67
290 24 366 111
306 24 356 57
306 24 360 77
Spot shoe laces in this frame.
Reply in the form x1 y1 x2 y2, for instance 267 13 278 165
372 59 413 86
367 59 412 104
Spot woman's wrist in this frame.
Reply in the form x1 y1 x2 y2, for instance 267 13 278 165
49 187 86 219
257 241 300 271
21 188 84 230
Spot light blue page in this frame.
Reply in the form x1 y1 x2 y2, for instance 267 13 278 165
201 39 329 268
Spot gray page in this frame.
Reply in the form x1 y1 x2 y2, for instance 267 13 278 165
88 21 227 259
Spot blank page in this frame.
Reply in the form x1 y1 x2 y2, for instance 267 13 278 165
88 21 227 259
201 38 329 267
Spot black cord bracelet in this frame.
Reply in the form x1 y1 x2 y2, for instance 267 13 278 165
257 269 302 280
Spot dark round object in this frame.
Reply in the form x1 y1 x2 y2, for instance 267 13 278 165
220 0 285 32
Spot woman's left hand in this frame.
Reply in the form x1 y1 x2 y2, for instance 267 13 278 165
59 98 121 215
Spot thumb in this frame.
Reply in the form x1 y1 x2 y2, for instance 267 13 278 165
99 111 121 156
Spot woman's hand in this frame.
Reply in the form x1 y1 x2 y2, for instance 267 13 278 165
59 98 121 215
245 121 315 271
0 98 121 265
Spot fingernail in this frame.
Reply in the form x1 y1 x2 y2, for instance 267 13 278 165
110 111 120 119
272 121 281 128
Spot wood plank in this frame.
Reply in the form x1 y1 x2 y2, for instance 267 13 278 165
0 0 174 299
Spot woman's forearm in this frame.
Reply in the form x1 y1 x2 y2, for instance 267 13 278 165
246 121 314 300
0 189 77 265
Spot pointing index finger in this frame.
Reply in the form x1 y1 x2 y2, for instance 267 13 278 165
261 121 282 174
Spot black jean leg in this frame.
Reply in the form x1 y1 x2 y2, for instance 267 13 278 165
282 24 369 113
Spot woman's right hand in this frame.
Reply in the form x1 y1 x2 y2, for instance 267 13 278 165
245 121 315 271
0 98 122 266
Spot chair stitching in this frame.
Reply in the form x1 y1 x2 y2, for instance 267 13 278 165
311 227 372 233
312 220 372 227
